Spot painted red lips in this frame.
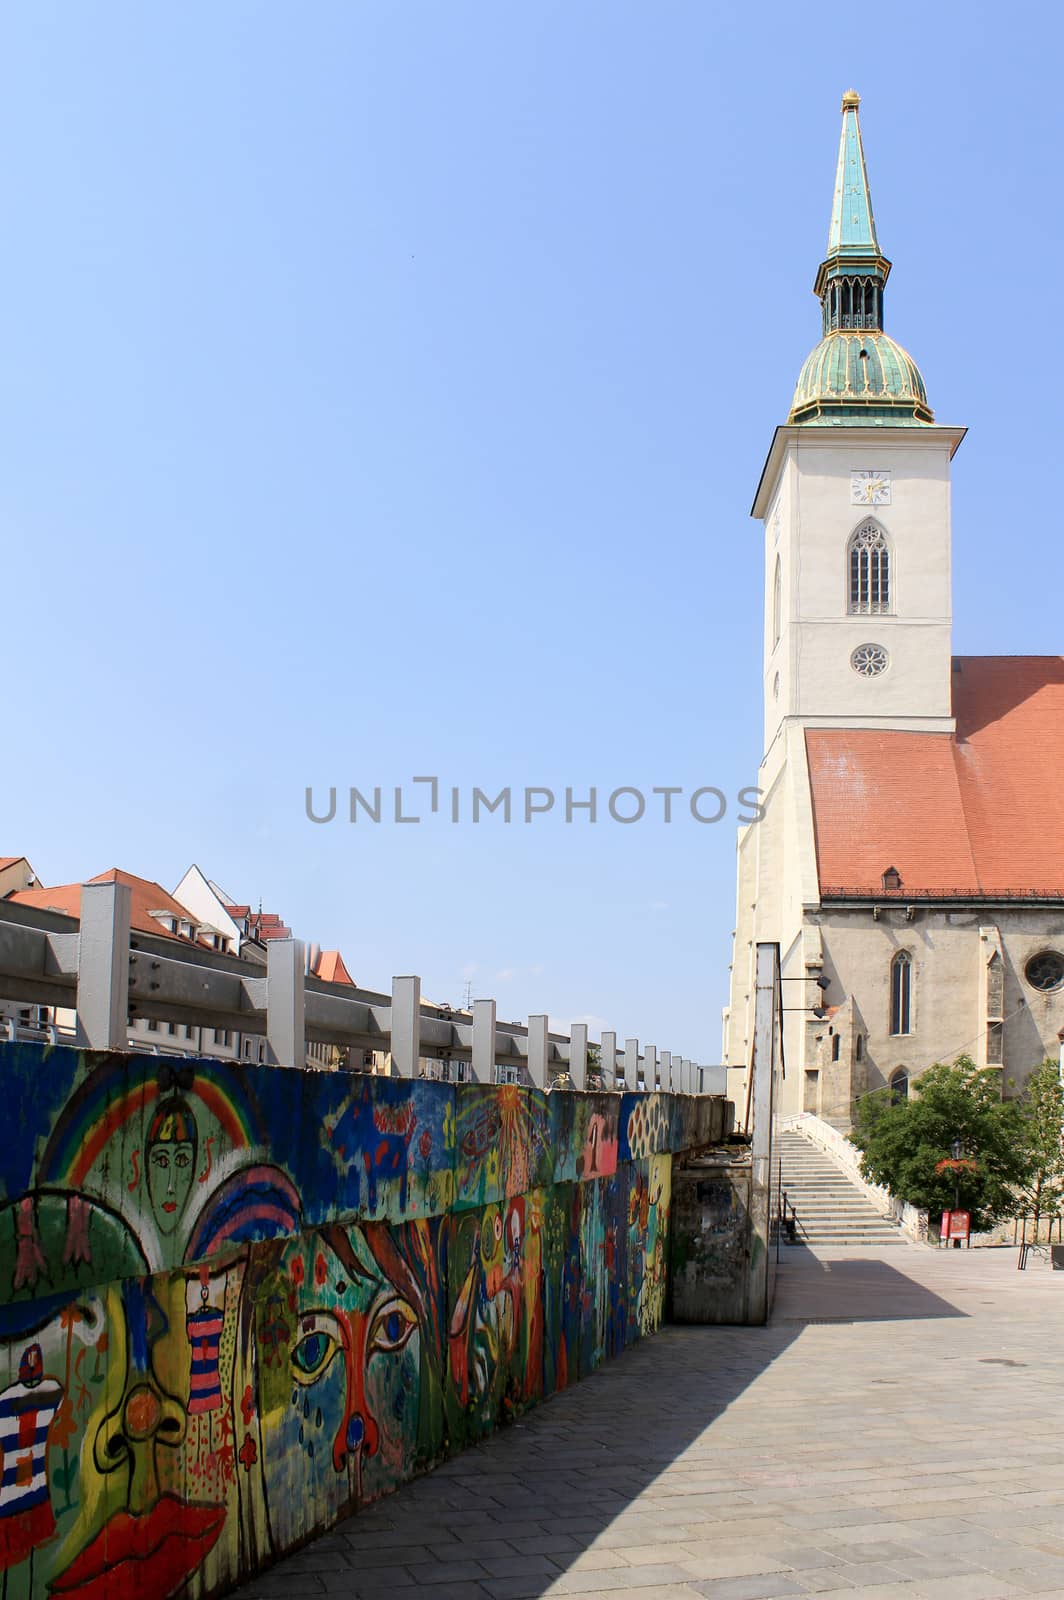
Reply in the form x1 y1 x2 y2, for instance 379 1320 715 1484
49 1494 226 1600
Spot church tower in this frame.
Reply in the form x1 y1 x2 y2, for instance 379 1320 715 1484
725 93 967 1123
753 91 965 767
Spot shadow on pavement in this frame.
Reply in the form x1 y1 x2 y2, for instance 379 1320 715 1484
771 1247 969 1324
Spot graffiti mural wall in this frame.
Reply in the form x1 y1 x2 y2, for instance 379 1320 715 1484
0 1043 723 1599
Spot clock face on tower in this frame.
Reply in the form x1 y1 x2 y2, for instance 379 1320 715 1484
851 469 891 506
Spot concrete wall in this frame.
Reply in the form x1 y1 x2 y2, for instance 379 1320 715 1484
0 1041 729 1599
669 1156 756 1325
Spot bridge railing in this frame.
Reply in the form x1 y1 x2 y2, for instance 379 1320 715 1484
0 879 723 1094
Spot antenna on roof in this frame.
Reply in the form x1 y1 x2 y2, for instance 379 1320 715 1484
462 979 473 1012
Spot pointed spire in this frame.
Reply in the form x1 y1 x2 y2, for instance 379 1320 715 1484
813 91 891 332
789 93 933 426
827 90 879 258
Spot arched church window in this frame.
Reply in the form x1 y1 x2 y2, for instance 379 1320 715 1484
772 556 782 648
889 1067 909 1103
890 950 912 1036
848 520 891 615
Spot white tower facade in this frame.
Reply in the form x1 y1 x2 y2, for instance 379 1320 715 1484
756 425 963 765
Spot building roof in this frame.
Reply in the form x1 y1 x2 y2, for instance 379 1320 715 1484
789 92 931 427
826 90 880 262
9 868 215 942
314 950 356 986
807 656 1064 899
790 331 932 427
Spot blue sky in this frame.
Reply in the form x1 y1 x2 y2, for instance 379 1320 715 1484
3 3 1061 1061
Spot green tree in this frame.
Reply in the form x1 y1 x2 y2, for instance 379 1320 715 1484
1014 1060 1064 1237
849 1057 1028 1231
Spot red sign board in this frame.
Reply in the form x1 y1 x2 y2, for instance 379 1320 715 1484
941 1209 971 1243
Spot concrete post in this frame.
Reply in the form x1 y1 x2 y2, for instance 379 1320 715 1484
623 1037 638 1091
601 1031 617 1090
703 1064 727 1096
569 1022 588 1091
267 938 306 1068
661 1050 672 1091
527 1013 549 1090
644 1044 658 1091
77 878 131 1050
472 999 496 1084
391 976 421 1078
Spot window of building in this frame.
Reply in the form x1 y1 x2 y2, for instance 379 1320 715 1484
890 951 912 1035
167 1022 177 1036
855 1035 864 1061
986 1021 1003 1065
772 556 782 647
848 520 891 615
889 1067 909 1102
831 1033 841 1062
1024 950 1064 993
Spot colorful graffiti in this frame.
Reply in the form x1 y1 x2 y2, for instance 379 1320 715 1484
0 1042 724 1599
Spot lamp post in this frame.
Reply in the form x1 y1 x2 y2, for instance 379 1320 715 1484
950 1138 963 1248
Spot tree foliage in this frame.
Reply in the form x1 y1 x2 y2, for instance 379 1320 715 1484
1014 1060 1064 1230
849 1057 1031 1231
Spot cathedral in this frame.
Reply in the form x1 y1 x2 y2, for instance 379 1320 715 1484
723 91 1064 1127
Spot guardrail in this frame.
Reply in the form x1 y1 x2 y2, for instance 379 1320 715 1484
0 879 723 1093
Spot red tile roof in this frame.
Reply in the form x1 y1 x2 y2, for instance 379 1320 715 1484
314 950 356 986
808 657 1064 899
223 905 292 941
9 868 214 941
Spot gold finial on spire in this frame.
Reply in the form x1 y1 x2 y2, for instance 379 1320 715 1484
841 89 860 110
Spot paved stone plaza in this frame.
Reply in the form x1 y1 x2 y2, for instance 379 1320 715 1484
236 1244 1064 1600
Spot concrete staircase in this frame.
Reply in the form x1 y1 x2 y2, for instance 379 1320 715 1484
776 1127 906 1246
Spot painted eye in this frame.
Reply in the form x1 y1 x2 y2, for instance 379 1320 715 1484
493 1214 503 1242
369 1298 416 1355
152 1152 170 1170
175 1152 191 1169
291 1322 340 1382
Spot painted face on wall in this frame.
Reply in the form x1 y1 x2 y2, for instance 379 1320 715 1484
145 1098 198 1237
256 1227 420 1547
18 1264 240 1600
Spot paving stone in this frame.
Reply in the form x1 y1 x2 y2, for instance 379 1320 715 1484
427 1540 516 1562
402 1560 489 1585
478 1554 564 1578
687 1576 806 1599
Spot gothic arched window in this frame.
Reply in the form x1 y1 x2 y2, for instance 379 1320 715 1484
848 520 891 615
772 556 782 648
890 950 912 1036
889 1067 909 1103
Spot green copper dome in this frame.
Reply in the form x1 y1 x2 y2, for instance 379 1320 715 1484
790 331 933 425
790 92 934 427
